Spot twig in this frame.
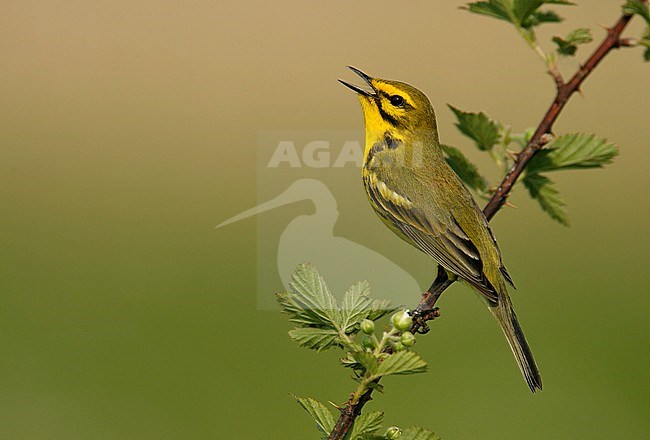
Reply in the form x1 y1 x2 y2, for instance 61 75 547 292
328 5 642 439
418 3 640 316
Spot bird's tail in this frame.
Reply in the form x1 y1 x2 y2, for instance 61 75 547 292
491 295 542 392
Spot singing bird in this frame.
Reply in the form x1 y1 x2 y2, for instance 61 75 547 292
339 67 542 391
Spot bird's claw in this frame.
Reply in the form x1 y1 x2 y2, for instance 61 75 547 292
410 307 440 334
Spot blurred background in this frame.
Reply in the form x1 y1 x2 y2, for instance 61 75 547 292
2 1 649 438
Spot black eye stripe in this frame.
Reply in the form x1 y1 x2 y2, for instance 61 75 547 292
377 105 400 127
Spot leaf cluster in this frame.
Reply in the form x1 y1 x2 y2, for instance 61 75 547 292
293 395 441 440
464 0 573 29
552 28 592 56
279 264 437 438
450 2 634 223
443 107 618 225
465 1 650 65
277 263 394 351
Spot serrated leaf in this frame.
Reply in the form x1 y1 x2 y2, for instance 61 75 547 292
524 9 563 27
352 351 379 374
464 0 572 28
442 144 488 192
340 281 373 333
350 411 384 439
448 105 500 151
279 263 340 329
366 299 396 322
341 352 364 370
401 426 442 440
464 1 513 23
623 0 650 25
289 328 341 351
292 395 336 437
526 133 618 174
374 351 427 378
523 173 569 225
553 28 593 56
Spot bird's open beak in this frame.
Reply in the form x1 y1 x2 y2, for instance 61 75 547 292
338 66 375 97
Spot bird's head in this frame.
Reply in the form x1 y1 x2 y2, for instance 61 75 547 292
339 66 438 135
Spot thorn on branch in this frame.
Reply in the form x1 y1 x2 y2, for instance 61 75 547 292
539 133 554 147
329 401 343 411
618 37 638 47
506 149 519 162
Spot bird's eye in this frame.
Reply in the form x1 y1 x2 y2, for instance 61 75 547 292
389 95 405 107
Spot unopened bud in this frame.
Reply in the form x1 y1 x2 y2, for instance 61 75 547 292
400 331 416 347
385 426 402 439
391 311 413 332
360 319 375 335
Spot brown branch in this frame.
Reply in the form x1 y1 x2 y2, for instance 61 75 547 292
418 3 640 316
328 5 642 439
327 384 375 439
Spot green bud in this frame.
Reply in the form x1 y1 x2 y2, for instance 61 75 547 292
360 319 375 335
391 311 413 332
393 341 405 352
362 335 376 350
400 331 416 347
385 426 402 439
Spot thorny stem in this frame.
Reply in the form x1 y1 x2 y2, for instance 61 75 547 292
328 5 644 439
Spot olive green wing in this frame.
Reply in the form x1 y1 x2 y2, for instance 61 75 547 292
364 168 500 304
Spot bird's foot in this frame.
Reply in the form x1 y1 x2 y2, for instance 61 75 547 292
410 307 440 334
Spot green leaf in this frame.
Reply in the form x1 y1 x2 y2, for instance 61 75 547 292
352 351 379 375
340 279 395 329
524 9 563 27
288 328 341 352
623 0 650 25
464 1 513 23
340 352 363 369
553 28 593 56
401 426 442 440
350 411 384 439
374 351 427 378
464 0 572 28
526 133 618 174
448 105 500 151
292 395 336 437
523 173 569 225
340 281 374 333
366 299 396 322
442 144 488 193
277 263 340 329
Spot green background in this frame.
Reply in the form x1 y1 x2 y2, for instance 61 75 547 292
2 1 649 438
